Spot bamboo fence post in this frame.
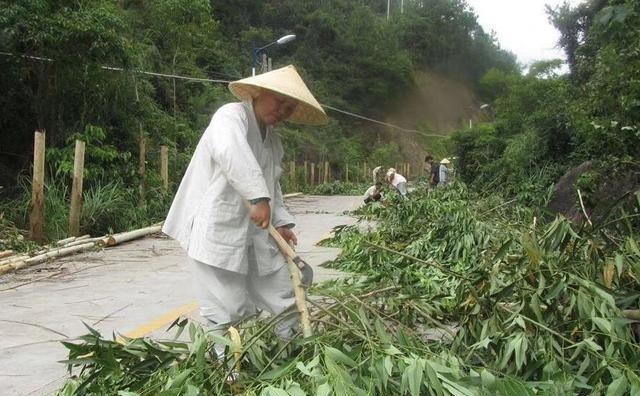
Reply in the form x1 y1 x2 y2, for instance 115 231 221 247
160 145 169 192
311 162 316 186
68 140 86 236
364 162 368 183
303 160 308 187
407 162 411 179
324 161 329 183
345 163 349 183
29 130 46 243
290 161 296 190
138 129 146 202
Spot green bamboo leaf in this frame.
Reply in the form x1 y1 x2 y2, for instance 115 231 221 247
425 362 445 396
591 317 613 335
405 358 424 396
316 382 332 396
260 386 290 396
606 375 628 396
324 346 357 368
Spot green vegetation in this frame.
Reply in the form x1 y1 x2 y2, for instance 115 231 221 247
0 0 516 244
58 185 640 394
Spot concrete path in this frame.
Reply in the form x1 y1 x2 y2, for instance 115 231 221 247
0 195 363 395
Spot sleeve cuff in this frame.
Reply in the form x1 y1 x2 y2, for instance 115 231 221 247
249 197 271 204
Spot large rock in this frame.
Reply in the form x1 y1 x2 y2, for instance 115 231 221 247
547 161 593 223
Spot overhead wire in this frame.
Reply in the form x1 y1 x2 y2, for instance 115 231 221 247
0 51 448 138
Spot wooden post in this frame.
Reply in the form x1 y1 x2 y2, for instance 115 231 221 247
407 162 411 179
29 130 46 243
303 161 308 187
160 145 169 192
261 53 268 74
364 162 368 183
68 140 86 236
290 161 296 190
324 161 329 183
310 162 315 186
345 163 349 183
138 129 145 202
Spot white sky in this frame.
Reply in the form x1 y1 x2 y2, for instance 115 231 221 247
464 0 586 67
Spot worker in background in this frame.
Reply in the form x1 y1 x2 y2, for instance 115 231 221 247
162 66 328 358
386 167 408 199
439 158 451 186
363 181 383 204
425 155 440 187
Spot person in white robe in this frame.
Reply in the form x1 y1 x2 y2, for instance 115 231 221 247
162 65 328 345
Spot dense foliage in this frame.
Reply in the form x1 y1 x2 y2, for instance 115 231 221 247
451 0 640 206
59 185 640 394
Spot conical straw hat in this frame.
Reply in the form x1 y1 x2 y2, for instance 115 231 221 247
229 65 329 125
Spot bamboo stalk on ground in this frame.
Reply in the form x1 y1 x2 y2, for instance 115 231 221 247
56 236 77 246
0 255 29 266
99 225 162 247
0 250 13 260
0 224 164 276
0 242 96 275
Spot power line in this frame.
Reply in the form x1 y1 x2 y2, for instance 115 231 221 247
321 104 448 138
0 51 448 138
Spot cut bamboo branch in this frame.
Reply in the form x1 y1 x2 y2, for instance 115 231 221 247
62 236 103 248
56 236 77 246
0 250 14 260
100 225 162 247
0 242 95 275
0 255 29 266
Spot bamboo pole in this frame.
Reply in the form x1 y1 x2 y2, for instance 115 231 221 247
138 128 146 202
303 161 308 187
0 242 96 276
310 162 315 186
364 162 368 183
0 250 13 260
30 130 46 243
285 243 313 338
407 162 411 179
324 161 329 183
99 225 162 247
62 236 103 248
290 161 296 190
345 163 349 183
69 140 86 236
0 254 29 267
56 236 76 246
160 145 169 192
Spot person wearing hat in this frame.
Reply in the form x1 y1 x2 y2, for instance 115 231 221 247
386 167 408 199
162 65 328 349
439 158 451 186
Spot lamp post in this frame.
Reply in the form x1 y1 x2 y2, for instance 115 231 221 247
252 34 296 76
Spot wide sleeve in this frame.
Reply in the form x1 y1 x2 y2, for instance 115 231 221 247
271 134 295 228
273 181 295 228
205 106 270 201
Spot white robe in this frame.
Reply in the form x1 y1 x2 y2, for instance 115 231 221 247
162 101 294 275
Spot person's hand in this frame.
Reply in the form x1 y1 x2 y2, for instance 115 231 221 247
277 226 297 246
250 201 271 229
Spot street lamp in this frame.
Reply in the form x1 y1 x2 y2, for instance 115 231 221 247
252 34 296 76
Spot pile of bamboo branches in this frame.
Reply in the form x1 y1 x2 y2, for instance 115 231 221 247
0 224 162 276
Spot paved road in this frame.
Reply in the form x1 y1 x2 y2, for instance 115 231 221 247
0 195 363 395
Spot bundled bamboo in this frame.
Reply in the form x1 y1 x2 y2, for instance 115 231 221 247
0 223 165 276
